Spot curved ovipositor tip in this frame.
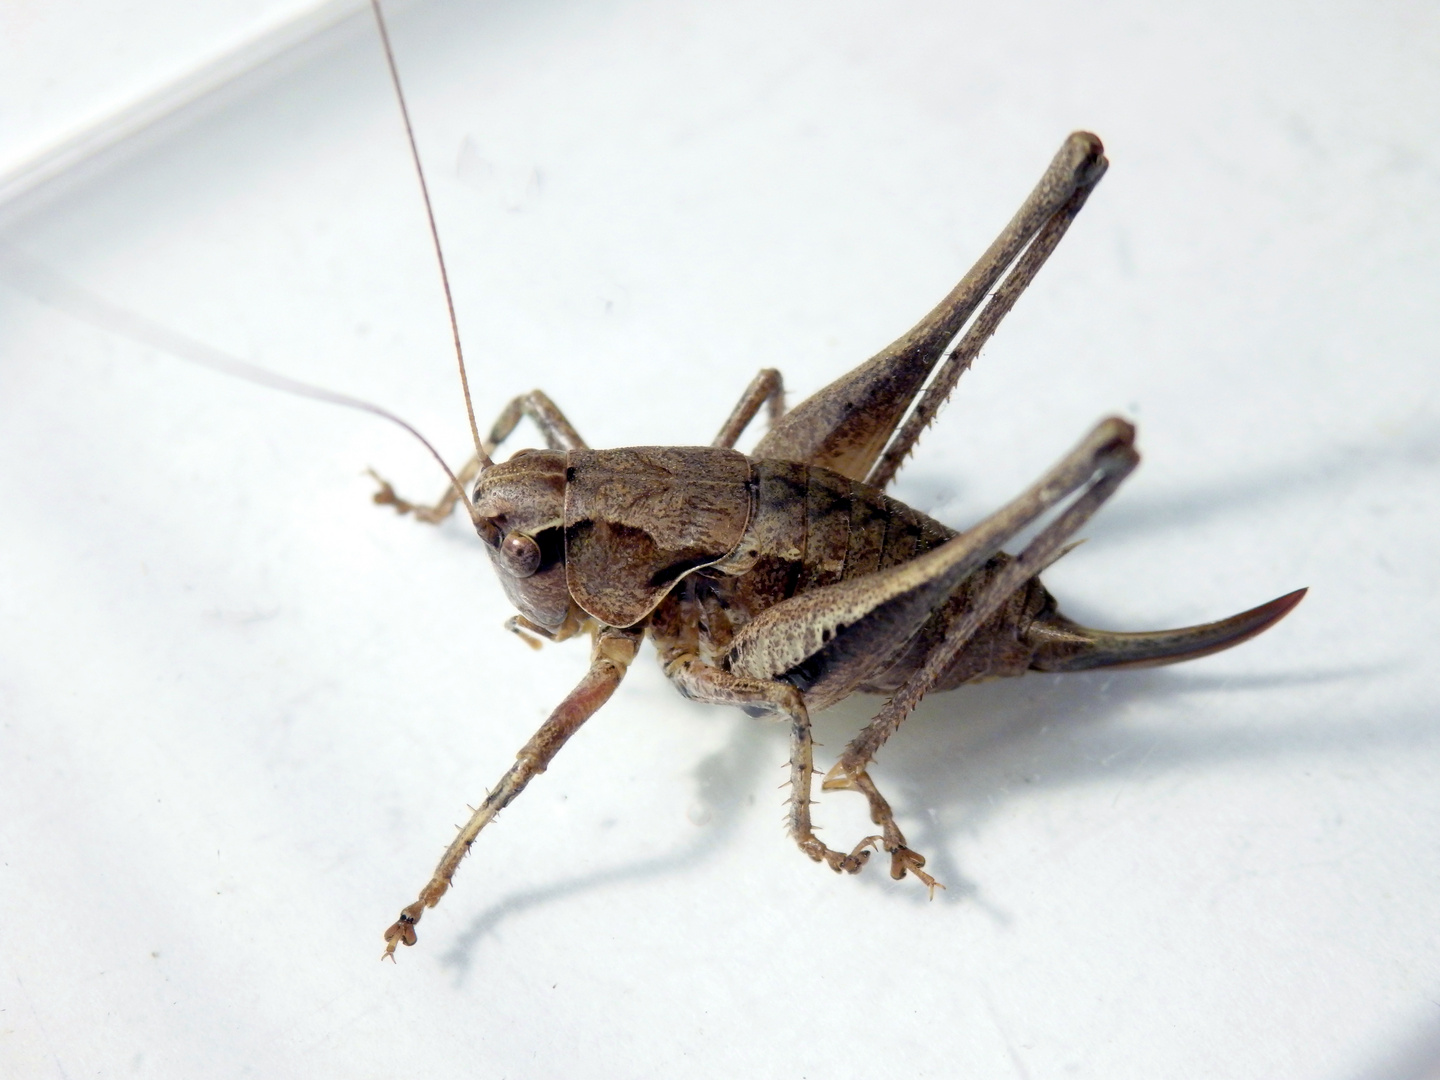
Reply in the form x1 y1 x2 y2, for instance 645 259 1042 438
1028 587 1308 673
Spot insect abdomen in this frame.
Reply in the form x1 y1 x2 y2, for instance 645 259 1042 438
711 459 959 613
702 459 1051 693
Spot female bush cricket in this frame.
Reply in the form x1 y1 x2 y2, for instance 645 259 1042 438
357 4 1306 960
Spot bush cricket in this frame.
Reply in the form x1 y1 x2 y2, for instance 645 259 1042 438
355 4 1306 960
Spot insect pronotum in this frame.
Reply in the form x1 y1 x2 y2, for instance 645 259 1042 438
353 1 1306 960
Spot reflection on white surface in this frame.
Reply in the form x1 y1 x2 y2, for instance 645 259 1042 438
1 0 1437 1077
0 0 357 203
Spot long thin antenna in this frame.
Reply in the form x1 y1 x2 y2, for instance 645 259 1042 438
0 244 477 518
370 0 492 478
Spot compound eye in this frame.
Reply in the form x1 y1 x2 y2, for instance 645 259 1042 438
500 531 542 577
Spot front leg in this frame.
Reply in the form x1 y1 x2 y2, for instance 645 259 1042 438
371 389 588 523
369 456 481 524
382 624 640 959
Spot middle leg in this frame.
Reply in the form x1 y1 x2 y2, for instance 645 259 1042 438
712 368 785 449
659 647 878 874
821 767 942 896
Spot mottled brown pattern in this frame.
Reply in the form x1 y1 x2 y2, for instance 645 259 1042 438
796 468 853 591
691 468 1051 699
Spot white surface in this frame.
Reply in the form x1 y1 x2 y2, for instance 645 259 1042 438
2 0 1438 1077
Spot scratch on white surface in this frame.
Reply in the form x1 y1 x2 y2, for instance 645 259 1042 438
981 986 1032 1080
12 975 71 1080
1111 738 1159 808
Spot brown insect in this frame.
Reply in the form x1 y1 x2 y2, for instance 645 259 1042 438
362 2 1305 959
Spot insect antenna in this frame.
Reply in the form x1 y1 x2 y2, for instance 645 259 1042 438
0 244 475 511
369 0 493 514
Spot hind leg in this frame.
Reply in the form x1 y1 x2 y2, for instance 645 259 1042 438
753 133 1107 485
823 417 1139 888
